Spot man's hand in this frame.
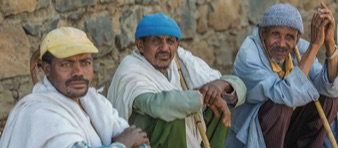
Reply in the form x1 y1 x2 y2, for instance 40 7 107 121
197 79 233 127
199 79 233 105
209 97 231 127
310 2 333 48
317 2 336 58
112 125 150 148
317 2 335 46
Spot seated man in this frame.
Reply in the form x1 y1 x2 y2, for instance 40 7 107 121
107 12 246 148
225 2 338 148
0 27 149 148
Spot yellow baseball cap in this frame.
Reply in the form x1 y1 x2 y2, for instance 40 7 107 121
40 27 98 59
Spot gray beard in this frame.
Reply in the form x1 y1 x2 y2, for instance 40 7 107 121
271 57 285 65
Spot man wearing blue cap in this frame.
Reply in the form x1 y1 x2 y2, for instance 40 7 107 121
225 2 338 148
107 12 247 147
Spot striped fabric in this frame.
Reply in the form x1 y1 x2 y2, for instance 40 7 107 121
258 96 338 148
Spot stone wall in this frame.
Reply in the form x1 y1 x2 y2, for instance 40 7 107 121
0 0 337 134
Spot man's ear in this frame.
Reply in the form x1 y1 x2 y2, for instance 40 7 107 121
135 39 145 53
259 28 266 39
41 62 51 77
296 34 300 44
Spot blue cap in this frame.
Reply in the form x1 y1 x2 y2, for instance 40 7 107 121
260 3 304 34
135 12 182 39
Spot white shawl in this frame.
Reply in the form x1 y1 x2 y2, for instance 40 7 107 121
107 47 221 147
0 76 129 148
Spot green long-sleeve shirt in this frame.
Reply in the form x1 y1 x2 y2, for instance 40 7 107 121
132 75 246 122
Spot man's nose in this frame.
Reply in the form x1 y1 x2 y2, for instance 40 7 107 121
278 38 287 48
159 41 170 51
72 62 84 77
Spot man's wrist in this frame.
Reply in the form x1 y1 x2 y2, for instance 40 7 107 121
326 45 338 60
111 142 127 148
221 90 237 106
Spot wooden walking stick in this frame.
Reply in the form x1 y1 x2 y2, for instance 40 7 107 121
314 101 337 148
30 50 41 85
175 55 211 148
293 48 337 148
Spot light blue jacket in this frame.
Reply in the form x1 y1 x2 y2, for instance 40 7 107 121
225 25 338 147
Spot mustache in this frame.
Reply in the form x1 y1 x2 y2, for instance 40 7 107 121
65 77 89 86
155 51 171 58
270 46 288 52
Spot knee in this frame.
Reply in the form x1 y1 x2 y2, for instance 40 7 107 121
275 104 293 121
259 101 293 123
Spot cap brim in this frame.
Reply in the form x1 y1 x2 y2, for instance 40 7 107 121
48 43 98 58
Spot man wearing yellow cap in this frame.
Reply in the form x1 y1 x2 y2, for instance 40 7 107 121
107 12 247 147
0 27 149 148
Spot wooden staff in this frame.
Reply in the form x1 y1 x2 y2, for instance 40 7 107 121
314 101 337 148
175 55 211 148
30 50 41 84
294 48 337 147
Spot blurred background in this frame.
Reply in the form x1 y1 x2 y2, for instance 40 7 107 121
0 0 337 136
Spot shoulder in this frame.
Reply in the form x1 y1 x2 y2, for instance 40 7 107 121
85 88 111 105
236 36 263 65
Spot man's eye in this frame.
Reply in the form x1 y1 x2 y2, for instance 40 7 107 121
83 61 92 66
167 39 175 44
286 35 294 41
271 32 280 39
61 63 71 67
151 38 161 45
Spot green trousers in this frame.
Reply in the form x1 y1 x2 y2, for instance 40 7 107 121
129 108 228 148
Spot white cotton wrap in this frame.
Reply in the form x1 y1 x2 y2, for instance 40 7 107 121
0 76 129 148
107 47 222 148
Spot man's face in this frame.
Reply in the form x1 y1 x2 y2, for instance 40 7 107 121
260 26 299 63
43 53 94 100
136 35 179 73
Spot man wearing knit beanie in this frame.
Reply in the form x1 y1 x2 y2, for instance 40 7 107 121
225 2 338 148
107 12 247 148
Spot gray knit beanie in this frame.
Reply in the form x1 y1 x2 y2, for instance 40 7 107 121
260 3 304 34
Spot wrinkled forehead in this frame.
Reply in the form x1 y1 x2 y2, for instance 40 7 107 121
262 26 299 35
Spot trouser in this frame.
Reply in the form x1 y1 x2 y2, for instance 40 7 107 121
258 95 338 148
130 107 227 148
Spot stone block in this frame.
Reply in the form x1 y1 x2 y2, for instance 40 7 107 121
208 0 240 31
0 24 30 79
23 23 40 36
117 9 138 50
54 0 97 12
36 0 49 10
178 0 197 39
197 5 208 33
0 84 14 119
189 40 214 66
135 0 158 5
247 0 278 24
85 11 114 57
99 0 115 3
116 0 134 6
39 19 61 40
166 0 184 9
67 11 86 20
0 0 37 16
